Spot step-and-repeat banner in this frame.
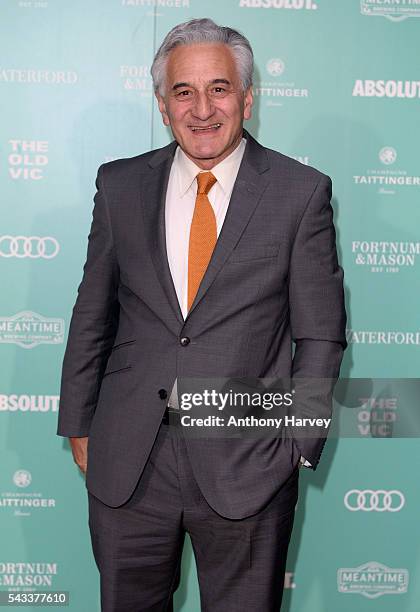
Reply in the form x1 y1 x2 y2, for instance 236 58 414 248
1 1 419 610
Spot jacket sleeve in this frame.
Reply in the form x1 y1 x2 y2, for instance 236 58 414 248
288 174 347 468
57 164 119 437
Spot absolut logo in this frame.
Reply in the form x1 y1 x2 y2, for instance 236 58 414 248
352 80 420 98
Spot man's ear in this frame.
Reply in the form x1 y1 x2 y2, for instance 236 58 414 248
155 91 170 127
243 86 253 121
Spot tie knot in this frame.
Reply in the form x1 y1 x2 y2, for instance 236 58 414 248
196 171 217 195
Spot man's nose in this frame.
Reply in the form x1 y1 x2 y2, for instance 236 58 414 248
191 91 215 121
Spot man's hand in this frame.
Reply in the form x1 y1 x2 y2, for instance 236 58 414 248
69 437 89 475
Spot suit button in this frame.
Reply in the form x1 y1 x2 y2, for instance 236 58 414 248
158 388 167 399
180 337 190 346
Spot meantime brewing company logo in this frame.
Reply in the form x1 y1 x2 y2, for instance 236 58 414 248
239 0 318 9
1 470 56 518
351 241 420 273
0 562 58 590
361 0 420 22
120 65 152 96
337 561 409 598
254 59 309 107
8 140 48 181
353 147 420 195
0 311 64 349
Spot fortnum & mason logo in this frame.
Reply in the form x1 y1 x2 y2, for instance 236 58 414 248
351 240 420 273
0 311 64 349
361 0 420 22
0 562 58 589
120 65 152 95
338 561 409 598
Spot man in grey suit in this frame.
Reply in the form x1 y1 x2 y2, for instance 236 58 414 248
57 17 346 612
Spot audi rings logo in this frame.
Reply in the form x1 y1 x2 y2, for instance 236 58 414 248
0 236 60 259
344 489 405 512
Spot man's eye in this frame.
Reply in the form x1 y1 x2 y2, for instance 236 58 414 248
177 90 192 97
212 87 226 94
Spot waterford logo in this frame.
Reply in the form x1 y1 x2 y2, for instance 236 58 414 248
338 561 409 598
0 311 64 349
346 329 420 345
361 0 420 22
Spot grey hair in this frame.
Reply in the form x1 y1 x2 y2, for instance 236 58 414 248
150 18 254 96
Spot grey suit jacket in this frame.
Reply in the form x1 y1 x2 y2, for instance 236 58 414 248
57 129 346 519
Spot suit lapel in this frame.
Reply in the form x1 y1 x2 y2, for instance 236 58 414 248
185 131 270 320
140 141 185 326
140 130 270 326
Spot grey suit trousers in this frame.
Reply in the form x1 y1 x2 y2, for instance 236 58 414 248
88 418 299 612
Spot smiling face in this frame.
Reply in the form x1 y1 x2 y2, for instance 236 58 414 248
155 43 253 170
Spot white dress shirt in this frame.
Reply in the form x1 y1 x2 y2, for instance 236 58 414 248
164 137 310 467
165 137 246 319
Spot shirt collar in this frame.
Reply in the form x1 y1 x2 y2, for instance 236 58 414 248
175 137 246 197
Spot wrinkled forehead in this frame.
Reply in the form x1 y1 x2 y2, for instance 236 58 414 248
165 43 241 90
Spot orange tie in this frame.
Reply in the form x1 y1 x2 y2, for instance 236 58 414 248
187 171 217 311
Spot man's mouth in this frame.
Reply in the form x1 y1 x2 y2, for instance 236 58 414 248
189 123 222 132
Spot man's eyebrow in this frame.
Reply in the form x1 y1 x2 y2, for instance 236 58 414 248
210 79 231 86
172 82 190 91
171 78 232 91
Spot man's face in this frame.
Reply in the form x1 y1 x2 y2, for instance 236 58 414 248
155 42 253 170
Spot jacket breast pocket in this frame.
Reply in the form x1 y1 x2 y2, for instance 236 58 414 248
228 243 280 263
103 340 135 377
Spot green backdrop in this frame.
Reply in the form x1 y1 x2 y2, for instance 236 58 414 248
1 1 419 610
